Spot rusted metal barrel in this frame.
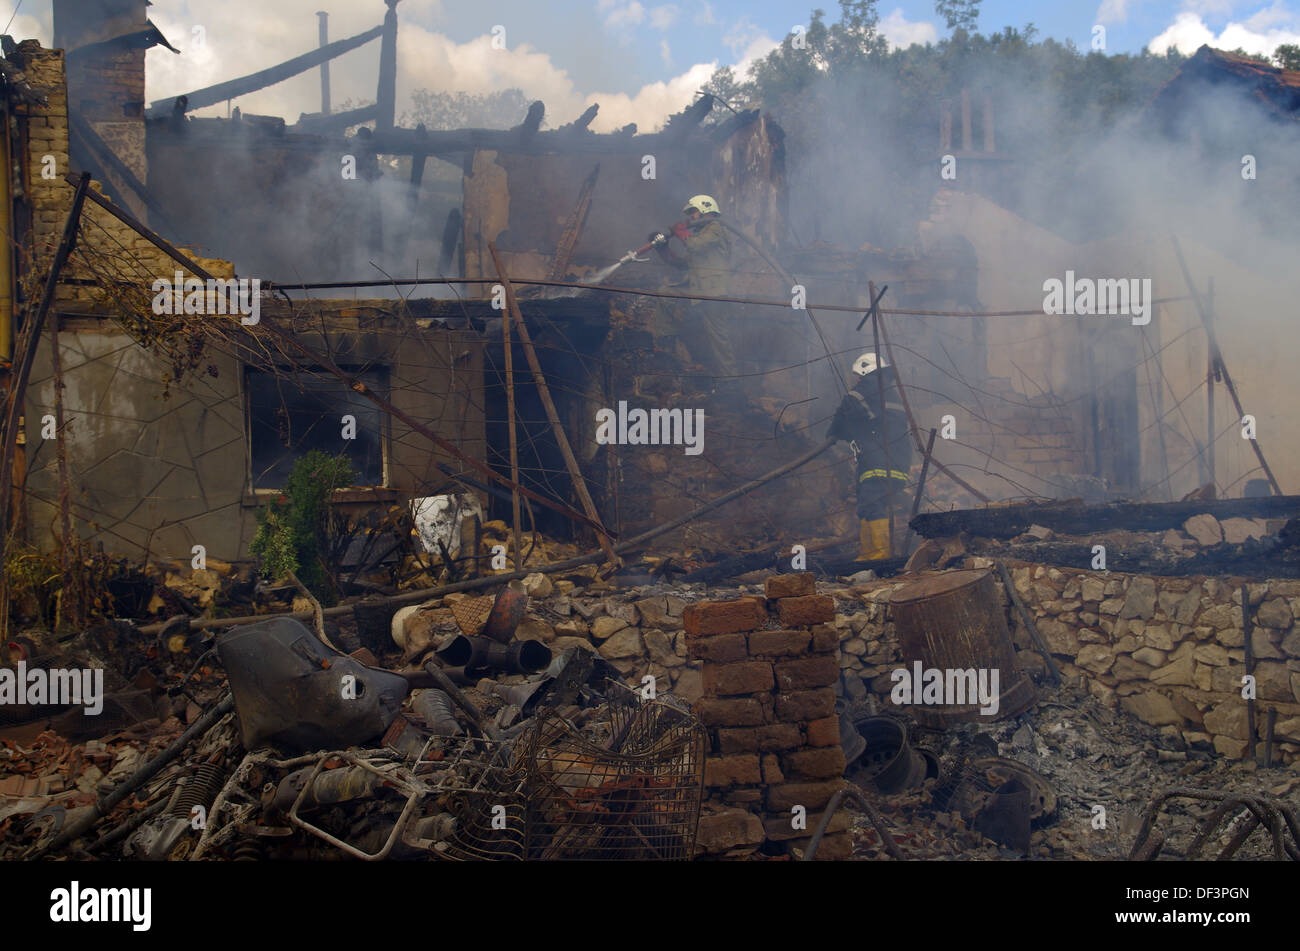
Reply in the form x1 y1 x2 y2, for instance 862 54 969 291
888 569 1036 725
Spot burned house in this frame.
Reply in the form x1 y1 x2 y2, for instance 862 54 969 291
0 3 1299 871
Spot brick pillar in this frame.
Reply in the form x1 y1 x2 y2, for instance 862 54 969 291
684 573 852 860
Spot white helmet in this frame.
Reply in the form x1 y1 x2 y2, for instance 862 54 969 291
852 351 887 376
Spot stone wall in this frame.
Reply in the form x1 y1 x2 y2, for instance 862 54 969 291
833 563 1300 764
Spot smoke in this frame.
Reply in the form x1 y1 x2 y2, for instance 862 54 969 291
750 40 1300 501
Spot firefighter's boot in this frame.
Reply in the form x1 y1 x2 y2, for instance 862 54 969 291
865 518 892 561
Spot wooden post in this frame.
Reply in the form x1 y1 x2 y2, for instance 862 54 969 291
488 243 620 567
902 427 938 554
501 278 523 571
869 281 896 556
1243 584 1256 763
1206 277 1215 490
376 1 399 130
548 164 599 281
317 11 331 115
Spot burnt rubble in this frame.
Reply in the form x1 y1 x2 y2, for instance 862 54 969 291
4 538 1299 862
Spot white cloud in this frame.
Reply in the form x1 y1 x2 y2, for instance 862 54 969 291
1149 9 1300 55
879 8 938 49
649 4 679 30
1181 0 1240 16
1096 0 1130 25
604 2 646 29
694 2 717 26
134 1 767 137
660 38 672 66
1244 0 1296 29
722 17 769 57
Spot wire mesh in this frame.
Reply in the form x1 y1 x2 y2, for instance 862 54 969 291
517 690 706 860
408 735 529 861
449 595 495 636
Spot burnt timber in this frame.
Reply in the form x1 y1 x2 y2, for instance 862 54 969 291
910 496 1300 540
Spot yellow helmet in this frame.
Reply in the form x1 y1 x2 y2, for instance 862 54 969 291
683 194 720 216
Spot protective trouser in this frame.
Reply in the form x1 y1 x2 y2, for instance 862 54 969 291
855 469 908 561
857 518 892 562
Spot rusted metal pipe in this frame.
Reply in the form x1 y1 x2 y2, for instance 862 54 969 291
34 692 234 857
803 786 903 861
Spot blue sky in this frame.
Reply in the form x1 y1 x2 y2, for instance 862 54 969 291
5 1 1300 129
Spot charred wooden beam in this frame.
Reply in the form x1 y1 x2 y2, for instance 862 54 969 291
291 104 379 135
146 24 384 117
546 163 599 281
911 496 1300 540
560 104 599 134
665 93 713 138
513 101 544 146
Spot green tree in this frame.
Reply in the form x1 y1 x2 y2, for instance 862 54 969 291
935 0 981 32
1273 43 1300 70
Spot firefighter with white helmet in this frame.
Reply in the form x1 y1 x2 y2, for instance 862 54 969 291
827 350 913 561
646 194 736 379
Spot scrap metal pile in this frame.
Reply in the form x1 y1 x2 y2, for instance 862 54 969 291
8 585 706 861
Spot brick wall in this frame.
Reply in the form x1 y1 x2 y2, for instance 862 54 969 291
685 575 852 860
17 44 233 305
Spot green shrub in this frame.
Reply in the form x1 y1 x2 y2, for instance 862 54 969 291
249 451 355 601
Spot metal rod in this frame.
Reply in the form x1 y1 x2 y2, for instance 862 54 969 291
804 786 903 861
265 275 1193 318
500 255 523 571
1171 236 1282 495
0 173 91 564
422 659 499 741
48 287 78 627
1264 706 1276 768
